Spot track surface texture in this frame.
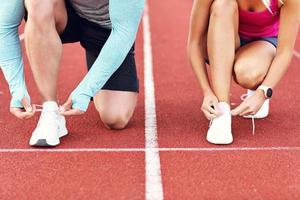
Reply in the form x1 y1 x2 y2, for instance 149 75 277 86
0 0 300 199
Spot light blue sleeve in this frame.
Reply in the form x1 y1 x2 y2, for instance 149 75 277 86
0 0 30 108
71 0 145 111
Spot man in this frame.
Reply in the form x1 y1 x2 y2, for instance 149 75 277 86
15 0 144 146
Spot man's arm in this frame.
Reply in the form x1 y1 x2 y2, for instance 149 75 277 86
69 0 145 112
0 0 30 108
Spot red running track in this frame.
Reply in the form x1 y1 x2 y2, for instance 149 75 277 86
1 0 300 199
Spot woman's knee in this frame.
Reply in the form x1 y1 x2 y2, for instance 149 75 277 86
210 0 238 18
234 63 265 89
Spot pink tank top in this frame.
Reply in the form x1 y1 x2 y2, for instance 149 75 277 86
239 0 280 40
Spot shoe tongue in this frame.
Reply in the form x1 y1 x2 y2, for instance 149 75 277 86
247 90 255 98
42 101 59 111
218 102 230 113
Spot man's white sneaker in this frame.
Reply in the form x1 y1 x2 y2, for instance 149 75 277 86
206 102 233 145
242 90 269 119
29 101 68 147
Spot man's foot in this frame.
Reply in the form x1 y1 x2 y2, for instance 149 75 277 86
29 101 68 147
242 90 269 119
206 102 233 145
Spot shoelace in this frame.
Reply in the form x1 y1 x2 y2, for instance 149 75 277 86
240 94 255 135
30 105 64 113
209 119 213 127
34 104 44 112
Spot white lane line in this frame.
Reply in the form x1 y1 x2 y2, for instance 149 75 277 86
0 148 145 153
143 1 164 200
1 147 300 153
19 33 24 41
293 50 300 59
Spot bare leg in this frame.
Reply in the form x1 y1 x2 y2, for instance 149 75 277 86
207 0 240 104
24 0 67 101
94 90 138 130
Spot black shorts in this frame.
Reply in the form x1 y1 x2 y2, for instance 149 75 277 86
240 37 278 48
51 0 139 92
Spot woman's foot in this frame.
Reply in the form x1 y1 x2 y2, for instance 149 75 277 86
206 102 233 145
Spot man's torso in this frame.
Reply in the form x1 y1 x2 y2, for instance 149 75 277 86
70 0 111 29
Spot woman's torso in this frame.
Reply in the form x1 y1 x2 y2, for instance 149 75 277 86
238 0 281 40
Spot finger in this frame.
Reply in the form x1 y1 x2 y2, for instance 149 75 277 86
61 97 72 112
10 108 35 119
202 110 218 120
203 104 219 116
212 102 222 116
239 107 256 117
61 109 84 116
21 97 32 112
231 103 248 116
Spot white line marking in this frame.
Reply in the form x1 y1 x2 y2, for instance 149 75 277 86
19 33 24 41
143 1 164 200
293 50 300 59
0 147 300 153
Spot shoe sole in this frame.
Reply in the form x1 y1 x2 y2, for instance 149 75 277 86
32 139 59 147
30 130 68 147
206 135 233 145
243 114 268 119
207 139 233 145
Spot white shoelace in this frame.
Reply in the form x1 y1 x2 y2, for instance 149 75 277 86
241 94 255 135
34 104 44 112
32 104 64 113
209 119 213 127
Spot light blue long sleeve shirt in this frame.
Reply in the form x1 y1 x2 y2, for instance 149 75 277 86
0 0 30 108
71 0 145 111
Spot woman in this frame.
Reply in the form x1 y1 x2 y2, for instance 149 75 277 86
0 0 35 119
187 0 300 144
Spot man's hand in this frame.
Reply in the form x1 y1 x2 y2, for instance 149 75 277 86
10 97 36 119
231 90 266 116
201 92 222 120
60 95 84 116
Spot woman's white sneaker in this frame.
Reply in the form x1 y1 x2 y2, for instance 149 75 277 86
206 102 233 145
29 101 68 147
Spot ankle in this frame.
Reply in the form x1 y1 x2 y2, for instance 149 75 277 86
42 101 59 111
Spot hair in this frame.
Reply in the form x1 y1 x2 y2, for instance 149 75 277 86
262 0 284 13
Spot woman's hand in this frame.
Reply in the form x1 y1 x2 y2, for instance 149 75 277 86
231 90 265 116
201 92 222 120
10 97 36 119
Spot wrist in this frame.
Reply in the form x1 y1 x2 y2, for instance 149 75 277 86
202 87 213 96
257 85 273 99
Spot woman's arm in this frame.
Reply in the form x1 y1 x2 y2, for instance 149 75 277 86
262 0 300 88
0 0 31 110
68 0 145 112
187 0 221 119
232 0 300 117
187 0 214 95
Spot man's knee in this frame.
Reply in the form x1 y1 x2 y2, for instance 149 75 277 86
25 0 56 25
100 109 133 130
25 0 66 32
